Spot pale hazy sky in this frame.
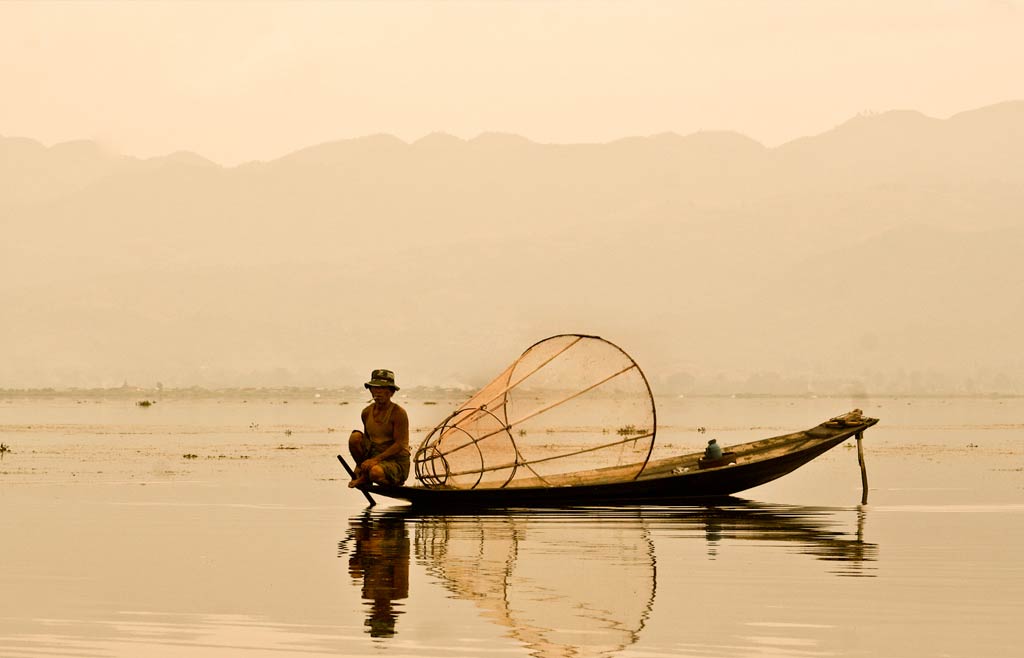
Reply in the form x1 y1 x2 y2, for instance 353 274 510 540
2 1 1022 165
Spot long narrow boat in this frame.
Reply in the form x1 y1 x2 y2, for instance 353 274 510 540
341 334 879 508
354 411 877 507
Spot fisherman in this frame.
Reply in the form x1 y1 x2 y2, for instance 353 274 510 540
348 369 411 488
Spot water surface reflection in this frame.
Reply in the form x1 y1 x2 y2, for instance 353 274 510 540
677 501 877 577
338 499 877 655
339 513 410 637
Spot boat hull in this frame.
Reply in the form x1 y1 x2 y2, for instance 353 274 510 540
356 416 878 508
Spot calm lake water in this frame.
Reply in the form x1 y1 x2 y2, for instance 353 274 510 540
1 394 1022 657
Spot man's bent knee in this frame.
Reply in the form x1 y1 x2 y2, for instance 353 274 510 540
348 431 366 460
368 464 387 484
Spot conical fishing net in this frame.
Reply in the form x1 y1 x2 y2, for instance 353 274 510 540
413 334 657 489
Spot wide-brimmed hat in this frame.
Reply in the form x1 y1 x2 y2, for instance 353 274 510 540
364 369 399 391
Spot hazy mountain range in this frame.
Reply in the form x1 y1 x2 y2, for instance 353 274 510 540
3 101 1023 394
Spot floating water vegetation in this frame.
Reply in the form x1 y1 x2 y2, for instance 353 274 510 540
136 400 155 407
616 424 647 436
182 453 198 459
276 445 298 450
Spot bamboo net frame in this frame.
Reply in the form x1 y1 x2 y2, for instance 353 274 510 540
413 334 657 489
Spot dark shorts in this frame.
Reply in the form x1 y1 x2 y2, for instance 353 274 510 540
356 433 410 485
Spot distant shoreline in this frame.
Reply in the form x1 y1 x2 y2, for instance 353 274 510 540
1 387 1020 401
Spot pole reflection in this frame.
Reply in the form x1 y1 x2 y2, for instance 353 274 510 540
338 499 878 654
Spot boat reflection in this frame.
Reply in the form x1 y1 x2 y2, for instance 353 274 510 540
339 512 410 637
339 499 877 654
683 501 877 576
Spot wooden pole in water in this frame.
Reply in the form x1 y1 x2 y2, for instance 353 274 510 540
855 431 868 505
337 454 376 507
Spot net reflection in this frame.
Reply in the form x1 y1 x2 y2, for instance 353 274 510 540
415 510 656 658
338 512 410 638
339 500 877 654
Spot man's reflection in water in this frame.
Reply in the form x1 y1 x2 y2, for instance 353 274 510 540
343 514 410 638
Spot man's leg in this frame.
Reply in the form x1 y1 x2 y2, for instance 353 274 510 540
348 431 370 487
368 459 408 486
366 463 389 485
348 430 367 462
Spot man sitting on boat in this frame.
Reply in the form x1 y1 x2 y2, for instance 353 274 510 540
348 369 411 488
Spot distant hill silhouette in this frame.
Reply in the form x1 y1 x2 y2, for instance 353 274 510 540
2 102 1023 393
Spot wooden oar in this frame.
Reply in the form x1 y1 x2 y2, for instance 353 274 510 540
337 454 376 507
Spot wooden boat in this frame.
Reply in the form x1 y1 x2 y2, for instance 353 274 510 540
341 334 878 508
351 410 877 508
